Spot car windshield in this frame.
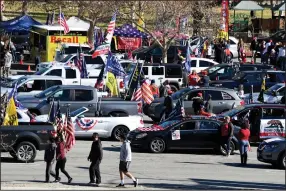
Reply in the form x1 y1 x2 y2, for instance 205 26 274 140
232 72 245 80
70 107 87 117
264 84 283 95
35 86 59 98
206 65 223 74
5 76 27 88
220 106 245 117
60 54 74 63
153 120 181 129
34 68 49 75
172 88 191 100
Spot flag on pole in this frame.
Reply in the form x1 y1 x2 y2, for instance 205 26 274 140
48 99 56 124
3 97 18 126
165 98 185 121
141 80 154 104
75 49 88 78
131 82 142 101
92 12 116 58
94 63 105 89
58 12 70 34
106 72 119 96
106 51 126 77
64 107 75 151
8 83 25 109
56 101 64 133
185 40 191 73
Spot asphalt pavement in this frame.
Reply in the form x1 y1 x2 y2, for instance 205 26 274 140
1 140 285 190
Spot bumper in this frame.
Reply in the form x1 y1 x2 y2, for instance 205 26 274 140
257 149 276 164
128 134 149 150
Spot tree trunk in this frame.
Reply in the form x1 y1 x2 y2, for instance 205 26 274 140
22 1 28 15
87 21 95 44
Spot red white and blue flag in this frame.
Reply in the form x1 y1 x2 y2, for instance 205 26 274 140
131 82 142 101
75 50 88 78
58 12 70 34
64 107 75 151
92 12 116 58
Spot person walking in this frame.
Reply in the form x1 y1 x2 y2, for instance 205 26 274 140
116 134 138 188
54 136 72 183
88 133 103 186
238 121 251 165
150 80 159 98
250 37 258 63
4 49 12 78
220 116 234 157
192 92 204 115
44 137 60 183
161 90 174 121
237 38 244 61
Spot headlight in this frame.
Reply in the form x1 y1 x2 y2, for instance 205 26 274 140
264 144 279 150
136 133 147 139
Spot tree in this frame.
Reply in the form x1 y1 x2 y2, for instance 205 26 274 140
120 1 193 63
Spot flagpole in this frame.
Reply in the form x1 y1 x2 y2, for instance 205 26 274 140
59 6 62 37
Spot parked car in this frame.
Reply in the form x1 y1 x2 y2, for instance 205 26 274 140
189 57 219 73
127 117 240 155
17 109 36 123
35 107 144 141
244 83 285 103
210 70 286 93
17 85 142 117
0 123 55 162
257 137 286 169
146 87 243 122
199 63 274 81
218 104 286 142
0 75 65 96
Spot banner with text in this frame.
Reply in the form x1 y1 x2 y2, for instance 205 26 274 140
117 37 142 51
260 119 285 139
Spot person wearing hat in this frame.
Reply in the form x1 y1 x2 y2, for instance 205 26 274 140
192 92 204 115
250 37 258 63
199 71 210 87
150 80 159 98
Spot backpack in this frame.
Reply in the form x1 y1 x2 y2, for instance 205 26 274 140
221 123 229 137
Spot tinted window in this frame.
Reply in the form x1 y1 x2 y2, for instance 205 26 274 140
199 60 213 67
204 90 223 100
152 67 164 75
179 121 196 130
74 90 93 101
229 40 236 45
165 66 182 78
277 87 285 96
66 69 77 79
198 121 219 130
46 80 62 88
85 56 104 64
46 69 62 77
262 108 285 119
267 73 278 83
17 112 22 119
222 91 235 100
53 90 71 101
142 67 148 75
244 74 261 82
191 60 196 67
31 80 46 91
171 88 191 100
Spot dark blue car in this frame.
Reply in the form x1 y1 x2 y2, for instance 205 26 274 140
210 70 285 93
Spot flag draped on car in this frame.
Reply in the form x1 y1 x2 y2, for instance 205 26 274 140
92 12 116 58
64 107 75 151
58 12 69 34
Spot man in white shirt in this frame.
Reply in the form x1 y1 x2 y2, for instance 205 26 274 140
263 39 272 65
4 50 12 78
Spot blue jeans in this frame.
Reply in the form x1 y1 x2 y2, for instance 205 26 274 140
240 140 249 155
221 136 231 155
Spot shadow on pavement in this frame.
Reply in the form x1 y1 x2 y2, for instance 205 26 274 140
220 162 276 169
179 161 221 165
190 178 286 190
0 157 43 163
141 183 238 190
77 166 88 170
103 146 121 152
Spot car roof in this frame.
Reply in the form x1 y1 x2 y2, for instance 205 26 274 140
140 63 182 67
58 85 95 90
241 70 284 73
23 75 64 80
187 86 237 92
245 103 286 108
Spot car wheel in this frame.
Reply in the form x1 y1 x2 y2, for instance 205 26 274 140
112 126 130 141
169 85 178 92
279 152 286 169
219 141 235 156
16 141 37 162
149 137 166 153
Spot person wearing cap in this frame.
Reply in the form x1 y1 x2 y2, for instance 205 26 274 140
192 92 204 115
150 80 159 98
250 37 258 63
220 116 234 157
199 71 210 87
188 70 200 87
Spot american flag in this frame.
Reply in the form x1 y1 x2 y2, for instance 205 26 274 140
131 82 142 101
106 51 126 77
165 98 185 121
141 80 154 104
58 12 70 34
75 50 88 78
92 12 116 58
55 101 64 133
64 107 75 151
8 83 25 109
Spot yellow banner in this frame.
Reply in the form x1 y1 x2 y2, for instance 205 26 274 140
3 98 18 126
106 72 119 96
218 30 228 40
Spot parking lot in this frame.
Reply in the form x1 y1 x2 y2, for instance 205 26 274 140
1 140 285 190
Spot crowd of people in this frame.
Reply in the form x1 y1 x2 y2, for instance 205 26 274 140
45 133 139 187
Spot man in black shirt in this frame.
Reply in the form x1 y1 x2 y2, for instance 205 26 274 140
199 71 210 87
192 92 204 115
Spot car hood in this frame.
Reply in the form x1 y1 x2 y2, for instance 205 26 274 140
135 124 165 132
263 137 285 144
210 80 236 84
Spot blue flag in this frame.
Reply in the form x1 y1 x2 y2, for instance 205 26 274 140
185 40 191 73
8 83 25 109
166 98 185 121
106 51 126 77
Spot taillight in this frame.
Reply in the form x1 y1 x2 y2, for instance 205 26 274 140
137 102 142 114
120 81 124 89
240 100 245 105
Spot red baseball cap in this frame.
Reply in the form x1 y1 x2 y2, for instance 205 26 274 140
167 90 173 95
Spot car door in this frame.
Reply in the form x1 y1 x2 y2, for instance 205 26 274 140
65 68 79 85
203 90 225 113
72 89 96 117
184 90 201 114
194 120 221 148
75 115 105 137
45 80 63 89
151 66 164 83
168 121 198 148
52 89 73 114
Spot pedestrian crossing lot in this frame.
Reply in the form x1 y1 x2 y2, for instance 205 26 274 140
1 140 285 190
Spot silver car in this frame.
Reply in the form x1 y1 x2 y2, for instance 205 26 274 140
147 87 244 122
